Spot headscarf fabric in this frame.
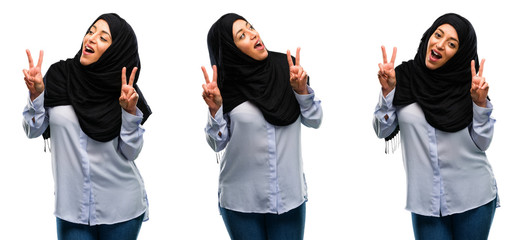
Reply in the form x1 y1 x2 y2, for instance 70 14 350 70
44 13 151 142
207 13 300 126
392 13 479 134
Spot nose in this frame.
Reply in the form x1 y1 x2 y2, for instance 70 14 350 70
247 29 257 40
87 33 97 44
436 39 445 49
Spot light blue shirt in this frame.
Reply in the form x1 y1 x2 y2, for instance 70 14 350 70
205 86 322 214
23 93 148 225
373 89 498 217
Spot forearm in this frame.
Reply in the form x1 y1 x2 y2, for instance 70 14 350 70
205 106 229 152
373 89 399 138
119 108 145 160
296 86 322 128
470 100 495 151
22 92 48 138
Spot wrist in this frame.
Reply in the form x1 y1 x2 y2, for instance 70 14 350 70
124 106 137 115
474 99 487 108
294 86 309 95
381 87 393 97
209 108 218 118
30 91 42 102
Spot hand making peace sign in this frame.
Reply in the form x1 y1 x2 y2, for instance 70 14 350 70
23 49 44 101
119 67 139 115
201 65 222 118
470 59 489 108
287 47 309 95
378 46 397 97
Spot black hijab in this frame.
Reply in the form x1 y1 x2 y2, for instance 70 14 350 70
390 13 479 140
43 13 152 142
207 13 300 126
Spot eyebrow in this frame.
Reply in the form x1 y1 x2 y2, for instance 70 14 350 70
90 25 112 39
437 28 459 43
102 30 112 39
235 28 243 38
234 22 251 38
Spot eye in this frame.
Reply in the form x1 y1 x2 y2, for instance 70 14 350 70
100 36 107 42
434 32 442 38
88 26 96 35
448 42 457 48
239 33 245 39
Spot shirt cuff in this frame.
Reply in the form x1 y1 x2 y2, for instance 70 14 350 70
207 106 224 126
374 88 396 124
473 100 493 124
122 107 144 131
295 86 316 109
378 88 395 110
29 92 45 112
206 106 226 139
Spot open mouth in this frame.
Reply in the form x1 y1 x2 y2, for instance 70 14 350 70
254 40 264 50
85 45 95 54
431 49 442 59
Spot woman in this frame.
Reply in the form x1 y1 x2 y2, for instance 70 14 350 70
22 13 151 240
373 13 498 239
201 13 322 239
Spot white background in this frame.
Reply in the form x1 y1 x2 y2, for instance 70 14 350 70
1 0 522 239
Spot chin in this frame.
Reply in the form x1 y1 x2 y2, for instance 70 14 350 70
79 57 93 66
257 51 268 61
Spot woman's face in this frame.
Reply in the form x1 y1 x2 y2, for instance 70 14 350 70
425 24 459 70
232 19 268 61
80 19 112 66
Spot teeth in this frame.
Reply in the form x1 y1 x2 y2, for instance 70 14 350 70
432 50 441 57
85 45 94 52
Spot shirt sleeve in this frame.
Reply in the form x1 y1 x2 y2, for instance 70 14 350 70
469 100 496 151
205 106 230 152
118 108 145 160
22 93 49 138
373 89 399 139
295 86 322 128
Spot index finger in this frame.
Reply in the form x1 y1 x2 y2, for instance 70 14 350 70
37 50 44 68
201 66 210 84
478 59 485 77
26 49 34 68
128 67 137 86
381 46 388 64
390 47 397 64
470 60 476 77
212 65 218 83
295 47 301 66
287 50 294 67
122 67 127 86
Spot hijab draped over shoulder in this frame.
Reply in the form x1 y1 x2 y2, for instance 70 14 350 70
43 13 152 142
387 13 479 141
206 13 300 126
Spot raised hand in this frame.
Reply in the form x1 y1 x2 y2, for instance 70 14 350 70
378 46 397 97
287 47 308 95
201 65 222 117
119 67 139 115
23 49 44 101
470 59 489 108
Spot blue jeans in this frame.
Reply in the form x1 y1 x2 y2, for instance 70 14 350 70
412 198 497 240
56 213 145 240
219 202 306 240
